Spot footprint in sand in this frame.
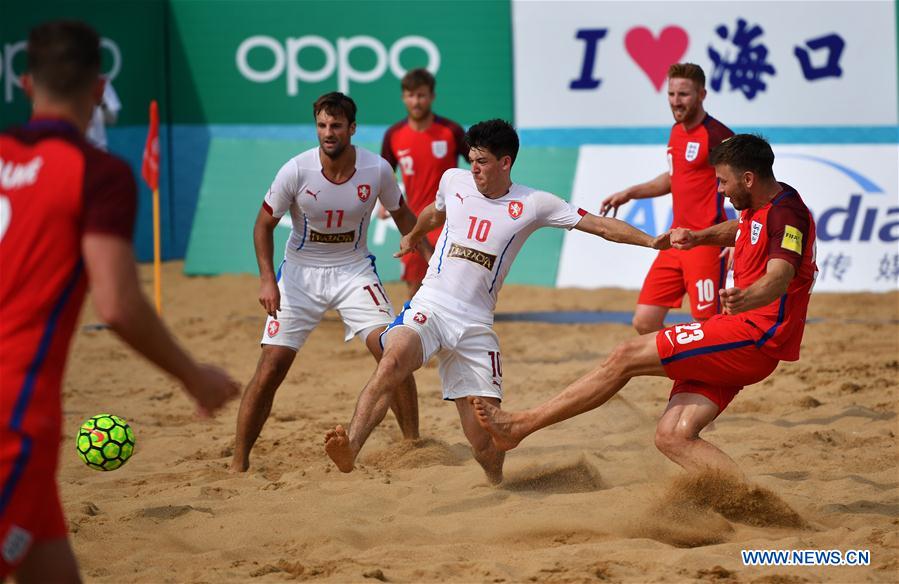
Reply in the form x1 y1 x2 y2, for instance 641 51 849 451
362 438 468 470
128 504 214 521
502 456 604 494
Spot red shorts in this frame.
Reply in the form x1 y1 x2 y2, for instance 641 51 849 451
0 436 66 577
655 315 779 413
638 246 727 320
401 229 441 285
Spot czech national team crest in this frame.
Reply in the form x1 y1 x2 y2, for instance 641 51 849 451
267 320 280 337
413 312 427 324
357 184 371 202
508 201 524 220
431 140 448 158
750 220 763 245
685 142 700 162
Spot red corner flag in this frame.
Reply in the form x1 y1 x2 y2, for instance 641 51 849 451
141 100 159 191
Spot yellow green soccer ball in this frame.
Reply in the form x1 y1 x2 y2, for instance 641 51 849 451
75 414 136 471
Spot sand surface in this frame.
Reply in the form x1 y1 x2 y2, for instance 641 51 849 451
59 262 898 583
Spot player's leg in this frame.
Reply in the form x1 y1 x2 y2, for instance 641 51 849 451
472 333 666 450
12 538 80 584
230 345 297 471
364 327 420 440
654 391 740 475
232 261 321 472
436 324 506 483
455 397 504 484
633 304 670 334
337 258 421 440
634 250 684 334
325 325 425 472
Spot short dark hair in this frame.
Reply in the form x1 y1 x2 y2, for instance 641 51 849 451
313 92 357 125
668 62 705 89
401 68 435 93
28 20 101 98
710 134 775 179
465 119 519 166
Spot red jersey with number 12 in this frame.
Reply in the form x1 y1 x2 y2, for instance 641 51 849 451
668 115 733 230
381 116 467 214
734 184 817 362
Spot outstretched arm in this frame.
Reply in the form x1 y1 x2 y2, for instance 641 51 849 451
670 220 739 250
573 211 670 249
83 234 239 414
600 172 671 217
395 202 446 258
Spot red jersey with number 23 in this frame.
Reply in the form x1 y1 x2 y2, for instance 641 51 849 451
734 184 817 362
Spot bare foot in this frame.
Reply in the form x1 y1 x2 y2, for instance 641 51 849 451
468 397 525 451
229 459 249 473
324 425 355 472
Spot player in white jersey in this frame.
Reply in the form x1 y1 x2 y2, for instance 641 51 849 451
231 93 421 472
325 119 670 483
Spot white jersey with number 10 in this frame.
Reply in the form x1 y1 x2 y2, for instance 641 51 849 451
415 168 582 323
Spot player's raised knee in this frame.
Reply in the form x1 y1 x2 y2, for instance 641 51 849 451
654 423 693 457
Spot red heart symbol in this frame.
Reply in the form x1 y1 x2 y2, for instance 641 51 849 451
625 26 689 91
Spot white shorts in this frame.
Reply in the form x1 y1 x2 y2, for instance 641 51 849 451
381 298 502 401
261 255 395 351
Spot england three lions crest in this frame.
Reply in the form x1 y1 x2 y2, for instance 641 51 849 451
431 140 448 158
357 184 372 202
508 201 524 220
685 141 701 162
750 220 763 245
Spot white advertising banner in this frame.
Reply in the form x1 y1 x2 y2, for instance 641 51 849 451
557 144 899 292
513 0 898 127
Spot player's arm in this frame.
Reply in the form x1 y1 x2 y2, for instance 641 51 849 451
395 202 445 258
600 172 671 217
719 258 794 315
669 220 738 250
83 234 239 414
573 211 670 249
254 205 281 317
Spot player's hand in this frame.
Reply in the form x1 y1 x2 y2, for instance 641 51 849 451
652 231 672 250
719 286 749 315
395 233 420 258
259 278 280 318
600 191 630 218
670 228 698 250
377 205 390 220
185 363 240 417
720 246 735 271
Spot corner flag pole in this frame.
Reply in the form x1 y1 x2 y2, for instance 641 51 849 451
141 100 162 315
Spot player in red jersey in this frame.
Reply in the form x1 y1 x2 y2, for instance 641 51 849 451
472 134 818 476
601 63 734 333
0 21 239 582
381 68 468 298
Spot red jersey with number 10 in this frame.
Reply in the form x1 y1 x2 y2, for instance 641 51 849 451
381 115 467 214
0 119 136 446
668 115 733 230
734 184 818 362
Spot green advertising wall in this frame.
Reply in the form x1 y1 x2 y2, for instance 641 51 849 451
168 0 512 125
0 0 514 265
